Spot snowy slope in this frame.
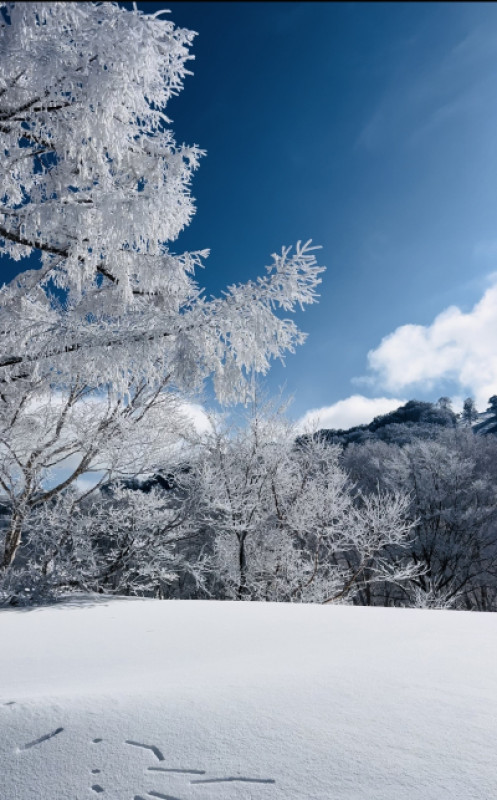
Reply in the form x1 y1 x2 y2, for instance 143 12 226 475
1 598 497 800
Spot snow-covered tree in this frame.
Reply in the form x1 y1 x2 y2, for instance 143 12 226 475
343 430 497 610
0 3 324 573
190 404 415 603
3 479 205 603
462 397 478 426
0 2 323 395
0 382 189 570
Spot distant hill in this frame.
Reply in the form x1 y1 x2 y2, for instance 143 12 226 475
298 400 460 448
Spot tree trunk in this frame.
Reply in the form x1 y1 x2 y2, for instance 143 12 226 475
1 511 25 569
237 533 249 600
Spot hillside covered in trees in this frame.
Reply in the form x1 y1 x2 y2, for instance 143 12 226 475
299 396 497 447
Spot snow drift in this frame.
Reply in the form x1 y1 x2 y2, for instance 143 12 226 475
1 598 497 799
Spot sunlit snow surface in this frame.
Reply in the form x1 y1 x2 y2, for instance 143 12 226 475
1 598 497 799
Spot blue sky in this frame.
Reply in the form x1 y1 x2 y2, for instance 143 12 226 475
4 2 497 429
153 2 497 427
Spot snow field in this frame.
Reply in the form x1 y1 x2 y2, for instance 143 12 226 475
1 598 497 799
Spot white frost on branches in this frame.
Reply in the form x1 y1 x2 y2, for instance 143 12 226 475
0 2 324 574
0 2 324 397
189 404 416 603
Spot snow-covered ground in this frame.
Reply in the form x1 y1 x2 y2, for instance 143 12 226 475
1 598 497 800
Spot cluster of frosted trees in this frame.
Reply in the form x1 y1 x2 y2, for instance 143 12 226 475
0 3 323 583
1 4 496 609
1 2 404 605
3 407 497 610
0 403 416 605
342 428 497 611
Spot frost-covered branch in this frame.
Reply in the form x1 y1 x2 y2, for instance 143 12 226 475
0 3 326 582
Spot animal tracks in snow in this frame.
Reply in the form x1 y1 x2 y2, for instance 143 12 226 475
14 729 276 797
147 792 183 800
191 776 276 785
19 727 64 751
133 735 277 797
126 740 165 761
148 768 206 776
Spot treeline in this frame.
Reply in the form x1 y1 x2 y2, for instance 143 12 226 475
298 396 494 448
2 398 497 610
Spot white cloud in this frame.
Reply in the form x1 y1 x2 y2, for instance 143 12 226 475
181 402 212 434
297 395 407 433
367 279 497 410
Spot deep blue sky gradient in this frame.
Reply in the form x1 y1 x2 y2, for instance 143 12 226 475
3 2 497 421
134 2 497 417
